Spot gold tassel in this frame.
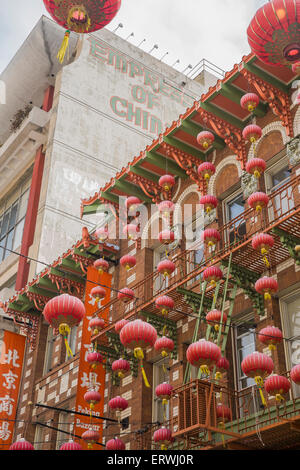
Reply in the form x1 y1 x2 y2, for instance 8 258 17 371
255 376 266 406
59 323 73 358
57 30 70 64
134 347 150 387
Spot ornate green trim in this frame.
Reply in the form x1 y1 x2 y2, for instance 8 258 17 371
272 227 300 265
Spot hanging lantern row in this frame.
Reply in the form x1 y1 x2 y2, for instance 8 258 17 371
155 295 175 316
241 351 274 406
255 276 278 301
159 174 176 192
199 194 218 214
202 228 220 248
112 358 130 378
91 286 106 303
240 93 260 113
43 0 122 63
94 258 109 274
197 131 215 151
247 0 300 67
264 374 291 402
84 389 101 411
82 427 100 450
119 319 157 388
157 259 176 277
246 158 266 179
242 124 262 144
86 351 103 370
89 316 105 335
155 382 173 404
247 191 269 213
120 254 137 271
252 233 274 268
203 266 223 288
108 396 129 413
186 339 222 376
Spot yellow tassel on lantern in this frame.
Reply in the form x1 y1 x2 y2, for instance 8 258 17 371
200 365 210 376
275 393 285 402
134 347 150 388
57 30 70 64
59 323 73 358
264 292 271 301
161 444 168 450
254 376 266 406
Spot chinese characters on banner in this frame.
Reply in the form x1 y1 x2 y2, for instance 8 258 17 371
0 331 26 449
73 266 112 450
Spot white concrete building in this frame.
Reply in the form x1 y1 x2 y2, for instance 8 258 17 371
0 15 219 300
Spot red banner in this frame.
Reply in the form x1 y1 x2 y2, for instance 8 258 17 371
0 331 26 450
74 266 112 450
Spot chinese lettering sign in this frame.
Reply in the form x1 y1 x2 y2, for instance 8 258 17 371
88 37 194 136
73 267 112 450
0 331 26 449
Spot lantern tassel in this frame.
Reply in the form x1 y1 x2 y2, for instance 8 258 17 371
200 365 210 377
134 347 150 388
254 376 266 406
59 323 73 358
57 30 70 64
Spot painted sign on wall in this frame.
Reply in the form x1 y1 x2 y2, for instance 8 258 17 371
88 36 195 136
73 266 111 450
0 331 26 449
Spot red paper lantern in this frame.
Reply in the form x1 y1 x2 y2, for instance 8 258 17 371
197 131 215 150
155 295 175 316
264 374 291 401
93 258 109 274
106 438 126 450
255 276 278 301
123 223 139 240
108 396 128 412
258 326 283 350
89 316 105 335
115 319 129 333
241 351 274 405
201 228 221 247
120 254 137 270
43 294 85 357
82 427 100 450
240 93 260 112
95 226 109 242
159 174 176 191
252 232 274 268
215 356 230 380
43 0 121 63
290 364 300 384
9 438 35 450
91 286 106 302
247 191 269 212
158 230 175 245
203 266 223 287
119 319 157 387
117 287 135 302
155 382 173 402
125 196 142 212
199 194 218 214
153 427 173 450
112 358 130 377
84 390 101 410
246 158 266 178
247 0 300 67
216 404 232 423
86 351 103 370
158 200 175 218
206 309 227 331
60 440 82 450
242 124 262 143
154 337 175 357
157 259 175 277
197 162 216 181
186 339 221 375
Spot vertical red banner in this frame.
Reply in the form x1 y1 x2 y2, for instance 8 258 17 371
74 266 112 450
0 331 26 450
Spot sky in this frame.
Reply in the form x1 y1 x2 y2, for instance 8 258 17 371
0 0 267 75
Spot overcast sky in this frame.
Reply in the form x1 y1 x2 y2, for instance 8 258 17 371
0 0 266 74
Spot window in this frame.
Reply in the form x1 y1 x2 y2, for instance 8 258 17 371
224 192 246 246
33 424 44 450
280 291 300 399
153 359 170 424
43 327 56 375
0 185 29 262
56 412 73 449
266 163 294 221
234 321 256 391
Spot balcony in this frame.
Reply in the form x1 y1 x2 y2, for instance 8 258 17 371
168 373 300 450
0 106 50 195
92 173 300 343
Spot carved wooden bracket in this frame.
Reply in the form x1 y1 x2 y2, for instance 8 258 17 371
240 68 294 138
126 171 165 204
196 105 247 170
5 308 40 350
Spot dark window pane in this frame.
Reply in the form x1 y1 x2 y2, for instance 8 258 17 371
228 194 245 220
0 211 10 238
8 203 18 231
272 167 290 187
